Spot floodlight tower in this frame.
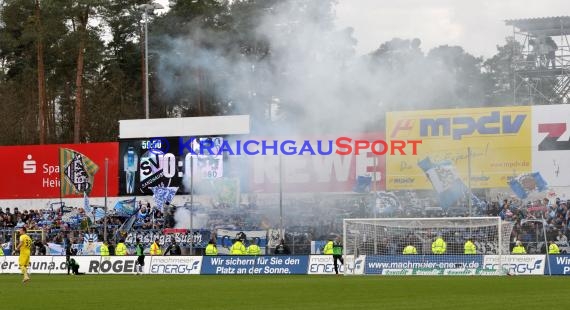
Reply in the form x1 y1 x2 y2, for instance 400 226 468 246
507 16 570 105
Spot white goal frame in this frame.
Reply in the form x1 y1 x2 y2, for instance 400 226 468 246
342 217 513 275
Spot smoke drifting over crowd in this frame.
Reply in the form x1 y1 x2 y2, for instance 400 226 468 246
154 0 477 237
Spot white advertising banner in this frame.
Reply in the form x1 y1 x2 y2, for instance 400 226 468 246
307 255 364 275
0 256 68 274
78 256 152 275
483 255 545 275
148 256 202 275
532 105 570 187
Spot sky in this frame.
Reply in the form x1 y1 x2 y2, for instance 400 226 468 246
335 0 570 58
153 0 570 58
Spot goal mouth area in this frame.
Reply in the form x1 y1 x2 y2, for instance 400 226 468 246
342 216 514 276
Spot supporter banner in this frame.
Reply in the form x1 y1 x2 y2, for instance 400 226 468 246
532 105 570 187
0 142 118 198
250 133 385 193
216 229 267 255
483 255 545 275
126 230 211 248
148 256 202 275
546 255 570 275
119 137 223 195
386 107 531 190
201 255 308 275
307 255 365 275
364 255 483 275
0 256 67 274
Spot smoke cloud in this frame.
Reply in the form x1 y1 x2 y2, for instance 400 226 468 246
154 0 474 237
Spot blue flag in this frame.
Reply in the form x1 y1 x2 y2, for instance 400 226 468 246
151 186 178 211
114 197 137 217
418 157 468 209
508 172 548 199
83 192 105 221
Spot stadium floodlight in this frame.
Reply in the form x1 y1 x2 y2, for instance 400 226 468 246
343 217 514 276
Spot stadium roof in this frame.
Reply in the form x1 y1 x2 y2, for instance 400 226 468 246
505 16 570 36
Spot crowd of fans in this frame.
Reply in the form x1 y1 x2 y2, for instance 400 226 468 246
1 193 569 255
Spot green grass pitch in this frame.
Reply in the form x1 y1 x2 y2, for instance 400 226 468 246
0 275 566 310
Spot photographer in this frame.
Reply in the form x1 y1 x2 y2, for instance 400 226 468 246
164 241 182 256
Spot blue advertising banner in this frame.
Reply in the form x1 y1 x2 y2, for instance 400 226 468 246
546 255 570 275
201 255 308 275
364 255 484 275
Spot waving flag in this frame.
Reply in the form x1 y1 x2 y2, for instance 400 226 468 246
151 186 178 210
60 148 99 196
113 197 137 217
418 157 468 209
508 172 548 199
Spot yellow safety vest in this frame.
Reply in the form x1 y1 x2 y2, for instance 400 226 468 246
549 243 560 254
432 238 446 254
150 242 162 255
403 245 417 254
100 244 109 256
464 241 477 254
247 244 262 255
230 241 246 255
323 241 334 255
512 245 526 254
205 244 218 255
115 243 127 256
0 247 3 256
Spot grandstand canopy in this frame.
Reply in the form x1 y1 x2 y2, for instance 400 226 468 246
505 16 570 36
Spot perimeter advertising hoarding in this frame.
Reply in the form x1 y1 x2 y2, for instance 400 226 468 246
0 143 118 198
386 107 532 190
200 255 308 275
532 105 570 187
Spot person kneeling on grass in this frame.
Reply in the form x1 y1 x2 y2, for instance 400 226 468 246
69 258 84 275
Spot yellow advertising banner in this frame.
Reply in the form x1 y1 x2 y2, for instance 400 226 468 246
386 106 532 190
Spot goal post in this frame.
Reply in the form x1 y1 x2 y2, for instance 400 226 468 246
342 217 514 275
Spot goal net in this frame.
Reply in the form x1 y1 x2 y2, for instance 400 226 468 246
343 217 514 275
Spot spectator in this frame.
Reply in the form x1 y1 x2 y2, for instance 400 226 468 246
557 231 568 244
